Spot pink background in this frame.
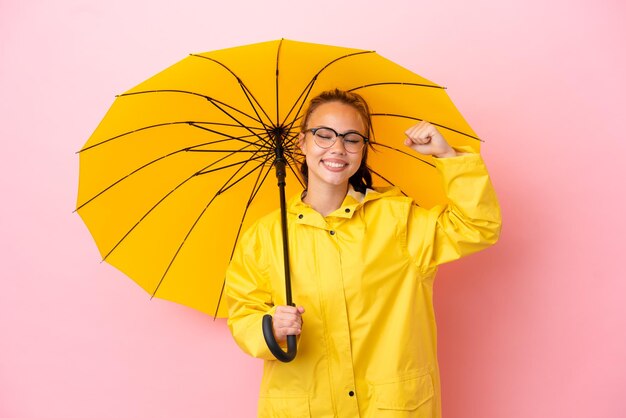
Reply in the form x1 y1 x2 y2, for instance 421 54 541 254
2 0 625 417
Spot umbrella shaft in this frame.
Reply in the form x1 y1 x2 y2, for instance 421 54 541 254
274 157 293 306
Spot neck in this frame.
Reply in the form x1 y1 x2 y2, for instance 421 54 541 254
303 182 349 217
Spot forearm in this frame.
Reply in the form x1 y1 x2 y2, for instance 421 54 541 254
430 152 502 264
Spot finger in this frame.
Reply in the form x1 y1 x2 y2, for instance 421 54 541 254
276 326 302 338
275 322 302 332
408 133 430 146
415 123 435 140
273 313 300 325
420 123 443 141
275 305 305 319
275 305 299 316
414 120 429 132
276 316 302 327
404 122 426 139
275 304 298 313
274 319 302 335
407 122 435 145
273 326 301 341
404 130 425 145
273 311 303 325
404 124 419 138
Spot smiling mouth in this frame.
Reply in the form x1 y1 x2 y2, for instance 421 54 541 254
322 160 348 168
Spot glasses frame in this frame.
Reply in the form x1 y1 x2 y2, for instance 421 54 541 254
303 126 369 154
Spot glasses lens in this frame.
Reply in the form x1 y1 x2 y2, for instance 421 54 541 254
310 128 366 153
312 128 336 149
343 133 365 153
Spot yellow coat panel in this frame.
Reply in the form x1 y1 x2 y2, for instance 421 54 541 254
225 153 502 417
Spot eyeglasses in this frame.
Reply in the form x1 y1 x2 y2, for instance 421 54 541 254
304 127 368 154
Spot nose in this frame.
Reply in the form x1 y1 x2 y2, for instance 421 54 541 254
328 136 347 154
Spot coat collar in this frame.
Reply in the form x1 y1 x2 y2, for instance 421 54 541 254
288 185 403 227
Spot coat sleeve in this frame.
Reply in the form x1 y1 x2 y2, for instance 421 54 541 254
407 152 502 270
224 222 278 360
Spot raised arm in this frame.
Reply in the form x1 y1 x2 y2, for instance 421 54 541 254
404 122 502 269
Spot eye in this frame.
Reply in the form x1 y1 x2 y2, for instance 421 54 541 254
344 134 363 144
315 128 335 140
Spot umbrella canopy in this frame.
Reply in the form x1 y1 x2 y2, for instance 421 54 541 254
76 39 480 320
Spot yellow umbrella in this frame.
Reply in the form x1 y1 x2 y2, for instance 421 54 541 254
76 39 479 359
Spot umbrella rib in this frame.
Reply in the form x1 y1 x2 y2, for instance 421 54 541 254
99 152 268 262
369 167 400 188
368 168 414 199
204 97 275 149
371 113 483 142
189 123 273 151
282 133 306 188
193 145 269 174
190 121 268 136
76 149 182 211
199 94 271 131
281 50 375 126
98 135 268 255
348 81 444 91
247 157 276 203
76 136 265 211
101 173 199 262
280 77 317 130
230 74 276 132
368 168 423 207
190 54 274 127
284 157 306 190
185 149 264 153
315 50 375 77
275 39 283 124
80 121 192 152
151 151 274 300
212 149 274 195
120 89 266 126
213 157 276 318
196 152 270 176
79 121 265 152
370 143 436 168
238 85 273 131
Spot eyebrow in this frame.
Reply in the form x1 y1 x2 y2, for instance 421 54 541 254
314 126 366 135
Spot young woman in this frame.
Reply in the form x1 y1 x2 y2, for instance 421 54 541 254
225 89 501 417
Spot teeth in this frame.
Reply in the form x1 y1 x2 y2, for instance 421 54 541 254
323 161 347 168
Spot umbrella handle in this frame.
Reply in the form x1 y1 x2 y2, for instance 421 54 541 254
262 314 297 362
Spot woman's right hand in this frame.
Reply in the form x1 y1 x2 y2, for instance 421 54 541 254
404 121 457 158
272 305 305 343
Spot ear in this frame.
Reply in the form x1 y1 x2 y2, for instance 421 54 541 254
298 132 306 154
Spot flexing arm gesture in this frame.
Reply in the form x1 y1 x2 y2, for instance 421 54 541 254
404 121 457 158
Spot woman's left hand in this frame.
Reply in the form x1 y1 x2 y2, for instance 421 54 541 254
404 121 457 158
